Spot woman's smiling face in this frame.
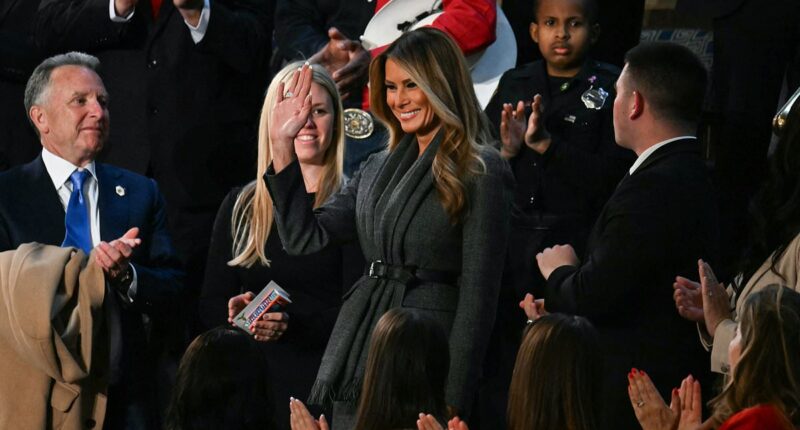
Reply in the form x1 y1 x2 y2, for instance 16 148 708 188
384 58 440 143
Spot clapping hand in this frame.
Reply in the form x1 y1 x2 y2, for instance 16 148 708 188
673 275 704 322
270 63 313 172
290 398 328 430
310 28 370 100
519 293 547 322
524 94 551 154
627 369 679 430
697 260 731 337
417 414 470 430
536 244 579 280
173 0 203 26
95 227 141 285
499 101 526 158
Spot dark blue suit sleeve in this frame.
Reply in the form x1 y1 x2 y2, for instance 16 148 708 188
128 178 186 314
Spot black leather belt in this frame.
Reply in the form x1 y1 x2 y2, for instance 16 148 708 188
365 260 459 286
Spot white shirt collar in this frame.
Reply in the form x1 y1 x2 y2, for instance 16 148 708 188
41 148 97 189
629 136 697 175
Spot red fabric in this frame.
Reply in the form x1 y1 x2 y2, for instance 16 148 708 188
150 0 162 19
363 0 497 110
373 0 496 55
718 405 795 430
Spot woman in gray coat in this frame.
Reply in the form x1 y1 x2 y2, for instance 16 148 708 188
267 28 514 427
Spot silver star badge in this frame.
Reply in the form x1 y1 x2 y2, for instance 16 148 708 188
115 185 126 196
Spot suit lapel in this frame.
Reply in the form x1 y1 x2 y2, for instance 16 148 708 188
23 157 68 244
96 164 130 241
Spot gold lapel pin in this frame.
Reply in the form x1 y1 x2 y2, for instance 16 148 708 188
116 185 126 196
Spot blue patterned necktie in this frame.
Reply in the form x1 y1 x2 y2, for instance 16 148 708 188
61 169 93 254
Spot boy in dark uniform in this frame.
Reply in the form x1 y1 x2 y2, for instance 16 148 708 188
485 0 634 301
474 0 634 427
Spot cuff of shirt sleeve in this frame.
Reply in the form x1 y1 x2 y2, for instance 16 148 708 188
186 0 211 44
697 322 713 350
109 0 135 21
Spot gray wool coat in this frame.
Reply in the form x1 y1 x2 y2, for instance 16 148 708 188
265 132 513 416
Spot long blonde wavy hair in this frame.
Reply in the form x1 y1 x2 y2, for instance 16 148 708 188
228 62 345 267
369 27 490 223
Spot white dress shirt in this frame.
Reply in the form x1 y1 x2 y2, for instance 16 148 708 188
41 148 138 300
629 136 697 175
109 0 211 43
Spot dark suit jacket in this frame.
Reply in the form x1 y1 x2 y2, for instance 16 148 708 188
0 0 45 171
33 0 274 280
544 139 719 429
0 156 185 413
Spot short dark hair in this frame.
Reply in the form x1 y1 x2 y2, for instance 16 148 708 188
165 326 275 430
624 42 708 126
533 0 599 24
354 308 449 430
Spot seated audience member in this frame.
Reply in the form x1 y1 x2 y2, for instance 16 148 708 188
200 61 361 430
0 51 185 428
290 308 450 430
0 244 107 430
418 313 602 430
480 0 633 423
674 96 800 375
506 313 602 430
165 326 274 430
534 42 719 429
629 284 800 430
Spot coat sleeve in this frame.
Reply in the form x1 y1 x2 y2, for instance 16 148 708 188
198 190 242 330
434 0 496 56
34 0 273 74
264 159 360 255
543 176 672 320
446 148 513 412
127 178 186 314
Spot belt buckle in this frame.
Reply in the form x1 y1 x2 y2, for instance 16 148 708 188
368 260 383 279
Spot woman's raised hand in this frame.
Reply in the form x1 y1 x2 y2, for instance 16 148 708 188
289 398 328 430
673 276 704 322
698 260 732 337
627 369 679 430
271 63 314 172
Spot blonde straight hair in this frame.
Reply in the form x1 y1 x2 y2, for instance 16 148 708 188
369 27 490 224
228 62 345 267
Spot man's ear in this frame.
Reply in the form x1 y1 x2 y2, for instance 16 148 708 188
630 91 644 120
529 22 539 44
29 105 48 135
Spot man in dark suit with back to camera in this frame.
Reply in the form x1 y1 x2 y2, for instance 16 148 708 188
0 52 185 429
535 42 719 429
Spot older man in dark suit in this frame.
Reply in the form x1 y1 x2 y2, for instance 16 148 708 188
535 43 719 429
0 52 185 429
32 0 274 309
